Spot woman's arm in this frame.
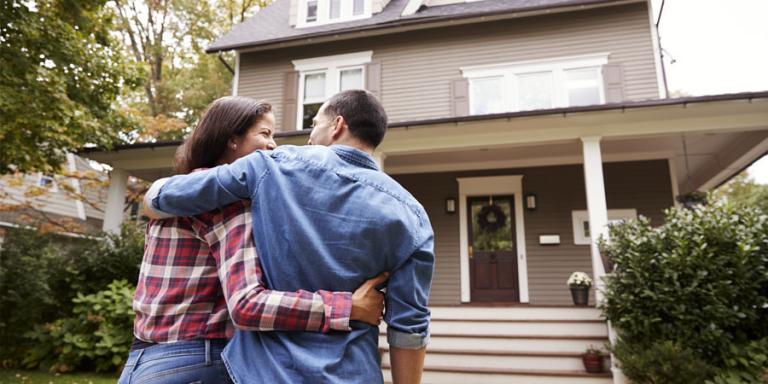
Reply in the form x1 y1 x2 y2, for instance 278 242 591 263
202 203 387 332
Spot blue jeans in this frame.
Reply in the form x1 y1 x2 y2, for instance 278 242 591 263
118 339 232 384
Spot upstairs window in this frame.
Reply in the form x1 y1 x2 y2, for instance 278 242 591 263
298 0 372 27
462 54 609 115
38 174 58 191
292 51 372 130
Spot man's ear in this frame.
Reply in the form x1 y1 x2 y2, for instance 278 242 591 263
331 115 346 141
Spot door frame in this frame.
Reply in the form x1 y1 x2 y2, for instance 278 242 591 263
457 175 529 303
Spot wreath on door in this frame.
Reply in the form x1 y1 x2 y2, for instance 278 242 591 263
477 204 506 232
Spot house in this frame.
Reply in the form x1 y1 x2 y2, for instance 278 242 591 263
82 0 768 382
0 154 109 240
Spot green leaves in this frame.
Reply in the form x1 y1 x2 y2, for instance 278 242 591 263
0 0 138 174
602 202 768 383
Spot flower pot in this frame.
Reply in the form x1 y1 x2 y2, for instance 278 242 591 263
570 287 590 306
582 353 604 373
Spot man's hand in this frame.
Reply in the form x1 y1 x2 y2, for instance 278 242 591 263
350 272 389 326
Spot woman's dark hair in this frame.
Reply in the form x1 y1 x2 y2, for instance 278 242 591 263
175 96 272 174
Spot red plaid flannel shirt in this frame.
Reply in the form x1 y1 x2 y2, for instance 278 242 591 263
133 201 352 342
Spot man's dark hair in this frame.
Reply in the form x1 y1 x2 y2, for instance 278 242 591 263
324 90 388 148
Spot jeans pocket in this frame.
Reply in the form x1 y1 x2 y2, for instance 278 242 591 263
118 350 144 384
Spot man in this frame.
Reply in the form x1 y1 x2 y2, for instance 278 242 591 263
145 90 433 384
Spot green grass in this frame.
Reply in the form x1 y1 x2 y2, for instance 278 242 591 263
0 369 118 384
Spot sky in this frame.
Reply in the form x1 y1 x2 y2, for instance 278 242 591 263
650 0 768 183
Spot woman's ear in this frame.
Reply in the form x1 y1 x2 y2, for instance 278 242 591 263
227 135 239 151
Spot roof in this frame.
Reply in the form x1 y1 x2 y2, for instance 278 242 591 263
207 0 638 53
79 91 768 152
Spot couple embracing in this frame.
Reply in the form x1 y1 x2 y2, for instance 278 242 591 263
119 90 434 384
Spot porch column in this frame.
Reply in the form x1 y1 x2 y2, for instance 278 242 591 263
103 168 129 234
580 136 608 302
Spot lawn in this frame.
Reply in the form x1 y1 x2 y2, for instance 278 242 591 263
0 369 118 384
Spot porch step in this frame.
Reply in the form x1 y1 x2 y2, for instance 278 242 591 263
429 306 604 321
379 307 611 383
382 366 613 384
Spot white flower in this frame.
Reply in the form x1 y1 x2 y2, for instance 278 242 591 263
567 271 593 288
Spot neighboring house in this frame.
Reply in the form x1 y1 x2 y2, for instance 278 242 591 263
0 154 108 239
83 0 768 382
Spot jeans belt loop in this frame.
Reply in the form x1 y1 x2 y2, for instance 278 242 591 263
205 339 212 366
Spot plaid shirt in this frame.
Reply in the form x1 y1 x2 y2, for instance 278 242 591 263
133 200 352 343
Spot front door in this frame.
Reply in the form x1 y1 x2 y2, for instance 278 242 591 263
468 195 519 302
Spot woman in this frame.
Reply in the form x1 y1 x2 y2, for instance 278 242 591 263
119 97 386 384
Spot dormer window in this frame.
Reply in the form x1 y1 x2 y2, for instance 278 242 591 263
298 0 372 28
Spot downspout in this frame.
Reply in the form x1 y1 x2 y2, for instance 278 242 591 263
655 0 670 98
218 52 235 75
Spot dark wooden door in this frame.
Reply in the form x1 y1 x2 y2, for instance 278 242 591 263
468 195 519 302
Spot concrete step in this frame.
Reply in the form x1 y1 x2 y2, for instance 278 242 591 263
381 347 598 372
428 306 604 321
427 319 608 337
382 366 613 384
379 334 609 354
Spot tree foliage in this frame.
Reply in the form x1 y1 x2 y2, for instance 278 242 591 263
0 0 139 174
713 170 768 212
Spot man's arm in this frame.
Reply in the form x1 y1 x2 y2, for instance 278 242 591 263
151 150 268 217
385 228 435 384
203 205 386 332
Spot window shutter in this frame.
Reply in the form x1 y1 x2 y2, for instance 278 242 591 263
282 71 300 131
602 64 625 103
365 61 382 99
451 78 470 116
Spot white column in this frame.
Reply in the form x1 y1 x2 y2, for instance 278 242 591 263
581 136 608 302
103 168 129 234
582 136 627 384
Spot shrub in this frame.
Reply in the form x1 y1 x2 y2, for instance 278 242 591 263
706 337 768 384
613 339 714 384
601 202 768 382
23 280 136 373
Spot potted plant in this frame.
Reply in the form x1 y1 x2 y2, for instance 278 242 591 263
582 345 605 373
567 271 593 306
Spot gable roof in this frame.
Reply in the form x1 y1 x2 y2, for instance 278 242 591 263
207 0 639 53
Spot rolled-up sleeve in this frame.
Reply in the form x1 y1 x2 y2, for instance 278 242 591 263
385 226 435 350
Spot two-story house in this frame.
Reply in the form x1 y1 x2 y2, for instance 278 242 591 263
83 0 768 382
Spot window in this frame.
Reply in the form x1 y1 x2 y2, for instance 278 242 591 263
462 54 609 115
299 0 371 27
571 209 637 245
37 174 58 192
293 51 372 130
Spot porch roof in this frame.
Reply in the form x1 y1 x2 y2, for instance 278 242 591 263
80 91 768 190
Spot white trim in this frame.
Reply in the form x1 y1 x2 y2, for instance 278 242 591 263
580 136 608 304
292 51 373 72
67 153 87 220
385 151 675 175
646 0 667 98
457 176 529 303
232 51 240 96
571 209 637 245
462 53 609 114
293 51 372 130
296 0 372 28
401 0 424 16
668 157 681 208
103 168 128 234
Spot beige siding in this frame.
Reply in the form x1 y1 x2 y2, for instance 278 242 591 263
238 3 658 129
393 160 673 305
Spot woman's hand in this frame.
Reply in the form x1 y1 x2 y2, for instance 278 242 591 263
350 272 389 326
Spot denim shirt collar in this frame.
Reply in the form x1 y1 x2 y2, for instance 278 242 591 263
330 145 379 171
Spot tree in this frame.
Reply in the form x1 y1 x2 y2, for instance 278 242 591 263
111 0 270 142
713 170 768 212
0 0 139 174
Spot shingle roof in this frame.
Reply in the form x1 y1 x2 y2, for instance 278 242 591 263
207 0 631 53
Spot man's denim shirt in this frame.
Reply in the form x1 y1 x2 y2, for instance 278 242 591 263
151 145 434 384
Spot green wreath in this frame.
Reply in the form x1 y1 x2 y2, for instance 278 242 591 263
477 204 506 232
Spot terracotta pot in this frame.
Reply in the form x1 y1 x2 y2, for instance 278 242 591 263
582 353 604 373
570 286 590 306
